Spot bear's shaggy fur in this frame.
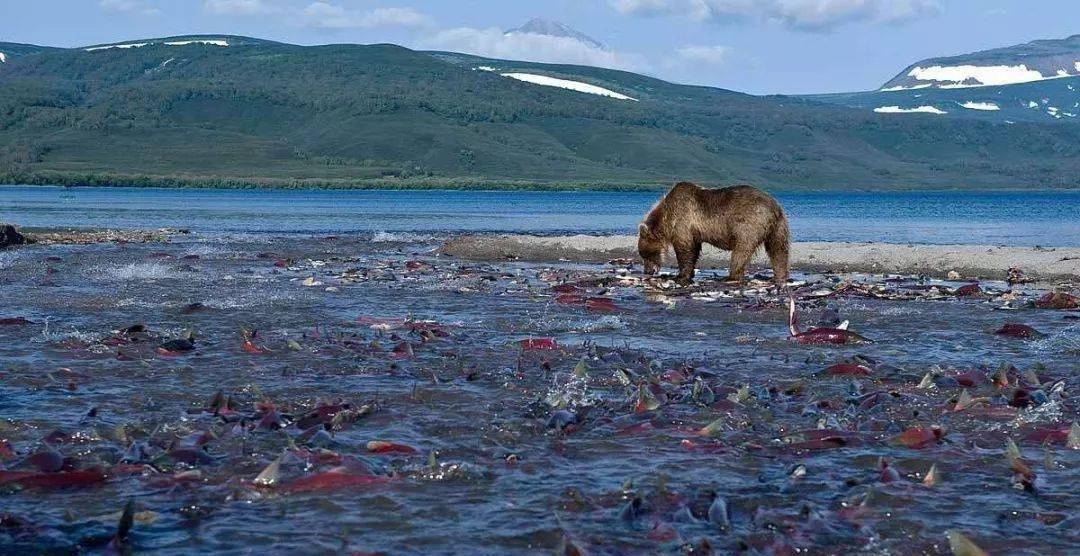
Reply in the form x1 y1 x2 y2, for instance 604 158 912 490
638 182 789 287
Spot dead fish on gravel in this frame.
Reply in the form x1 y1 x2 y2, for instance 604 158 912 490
788 297 873 345
953 283 981 297
1034 292 1078 310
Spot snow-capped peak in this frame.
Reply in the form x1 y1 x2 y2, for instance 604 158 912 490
505 18 606 50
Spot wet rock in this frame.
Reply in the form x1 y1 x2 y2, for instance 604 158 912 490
0 223 26 249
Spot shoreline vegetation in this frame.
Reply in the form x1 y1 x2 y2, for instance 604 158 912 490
3 172 1079 192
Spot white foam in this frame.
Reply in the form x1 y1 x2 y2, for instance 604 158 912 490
960 101 1000 111
1027 101 1039 109
907 64 1065 88
1076 62 1080 72
91 262 178 280
0 52 6 63
0 250 19 269
499 72 637 101
873 105 947 115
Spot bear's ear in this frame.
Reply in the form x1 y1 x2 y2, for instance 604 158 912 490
638 223 652 237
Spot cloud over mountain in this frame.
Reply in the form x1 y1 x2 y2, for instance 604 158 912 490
426 19 645 72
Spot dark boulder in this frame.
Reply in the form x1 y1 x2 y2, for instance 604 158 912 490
0 224 26 249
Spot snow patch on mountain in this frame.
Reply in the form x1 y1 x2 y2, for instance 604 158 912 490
87 38 229 52
164 39 229 47
873 105 947 115
960 101 1000 111
906 64 1051 89
499 73 636 101
880 83 931 92
87 42 149 52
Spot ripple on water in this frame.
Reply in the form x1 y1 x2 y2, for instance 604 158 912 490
1029 323 1080 354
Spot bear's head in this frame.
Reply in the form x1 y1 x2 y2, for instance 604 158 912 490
638 224 663 275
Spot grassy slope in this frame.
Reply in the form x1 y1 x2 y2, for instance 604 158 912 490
1 37 1078 190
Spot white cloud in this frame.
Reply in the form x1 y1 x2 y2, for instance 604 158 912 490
610 0 711 19
676 44 730 65
423 27 647 71
302 2 433 29
610 0 943 30
99 0 160 15
203 0 270 16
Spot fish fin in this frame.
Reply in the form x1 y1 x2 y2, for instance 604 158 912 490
114 498 135 547
787 295 799 337
837 320 850 331
254 453 283 486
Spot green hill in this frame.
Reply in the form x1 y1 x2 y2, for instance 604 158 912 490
1 35 1078 189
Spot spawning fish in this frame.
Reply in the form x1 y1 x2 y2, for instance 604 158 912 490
788 297 872 345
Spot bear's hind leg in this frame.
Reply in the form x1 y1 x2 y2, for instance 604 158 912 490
673 240 701 286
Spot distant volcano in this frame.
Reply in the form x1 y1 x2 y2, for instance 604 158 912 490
504 18 607 50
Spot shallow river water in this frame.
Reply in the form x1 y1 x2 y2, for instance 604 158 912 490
0 232 1077 555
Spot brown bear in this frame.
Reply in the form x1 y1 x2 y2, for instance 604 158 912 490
638 182 789 287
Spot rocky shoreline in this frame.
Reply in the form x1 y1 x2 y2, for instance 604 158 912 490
440 234 1080 284
0 223 173 247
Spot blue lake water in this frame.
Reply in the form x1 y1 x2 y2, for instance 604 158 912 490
1 185 1078 245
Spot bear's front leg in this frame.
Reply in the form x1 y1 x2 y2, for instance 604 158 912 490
673 241 701 286
724 246 752 284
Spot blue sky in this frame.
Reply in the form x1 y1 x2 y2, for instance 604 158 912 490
1 0 1075 94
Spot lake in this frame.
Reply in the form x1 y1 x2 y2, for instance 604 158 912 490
2 185 1078 245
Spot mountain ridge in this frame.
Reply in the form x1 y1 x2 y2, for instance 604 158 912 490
0 34 1077 189
880 34 1080 91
